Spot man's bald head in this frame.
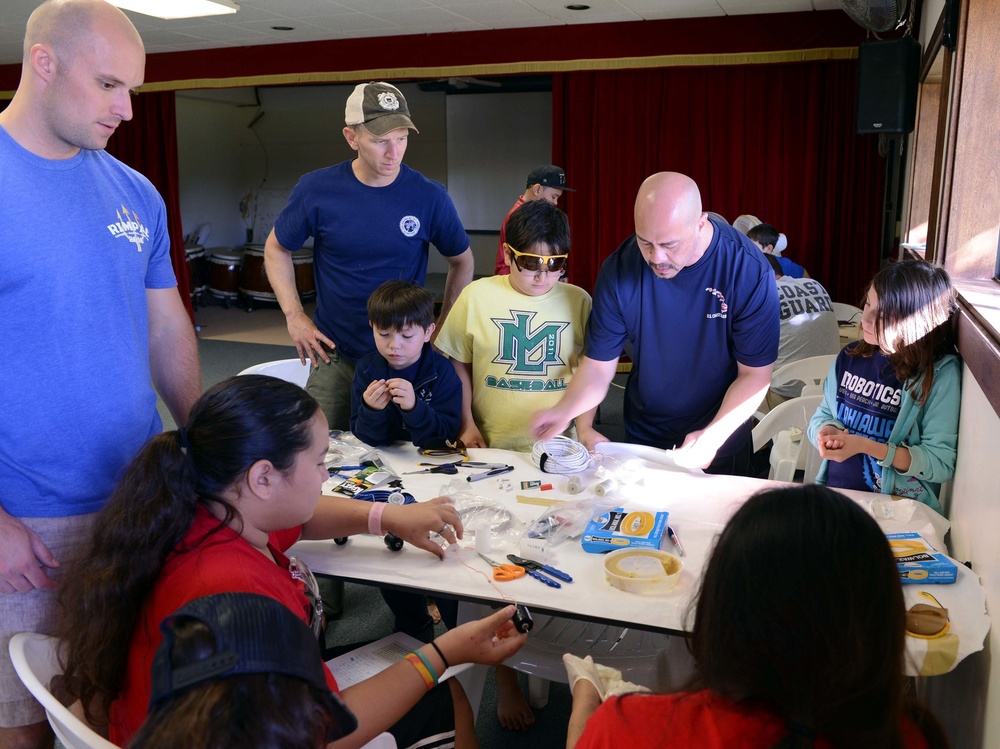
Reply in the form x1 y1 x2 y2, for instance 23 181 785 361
25 0 143 68
635 172 703 229
632 172 712 280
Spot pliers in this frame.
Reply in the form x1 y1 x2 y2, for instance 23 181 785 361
506 554 573 588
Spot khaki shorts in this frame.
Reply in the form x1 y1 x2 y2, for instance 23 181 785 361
306 345 357 432
0 513 97 728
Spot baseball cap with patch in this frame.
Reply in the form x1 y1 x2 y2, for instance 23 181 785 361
345 82 418 136
526 165 575 192
149 592 358 743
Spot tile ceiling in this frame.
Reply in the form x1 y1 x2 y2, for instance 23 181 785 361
0 0 844 66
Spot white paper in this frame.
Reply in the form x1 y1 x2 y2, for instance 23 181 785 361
326 631 471 690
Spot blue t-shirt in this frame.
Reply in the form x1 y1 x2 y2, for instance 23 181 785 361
824 344 903 494
776 255 806 278
273 162 469 361
586 219 779 451
0 126 175 518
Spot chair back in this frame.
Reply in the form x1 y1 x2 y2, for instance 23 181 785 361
771 354 837 398
237 358 310 387
831 302 863 324
8 633 119 749
752 395 824 483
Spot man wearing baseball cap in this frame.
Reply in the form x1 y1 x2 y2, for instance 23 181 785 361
264 81 473 431
494 165 575 275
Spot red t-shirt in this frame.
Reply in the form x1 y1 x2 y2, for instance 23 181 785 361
575 690 929 749
108 506 338 746
493 196 526 275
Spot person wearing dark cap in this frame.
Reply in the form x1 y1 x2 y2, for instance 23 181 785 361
264 81 474 432
130 592 358 748
493 165 575 275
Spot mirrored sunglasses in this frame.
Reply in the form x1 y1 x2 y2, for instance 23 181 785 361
505 244 568 274
905 591 950 639
289 556 325 639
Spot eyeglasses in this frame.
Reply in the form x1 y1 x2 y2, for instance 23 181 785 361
905 591 950 639
505 244 568 274
289 556 325 639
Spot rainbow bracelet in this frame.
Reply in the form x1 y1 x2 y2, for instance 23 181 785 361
404 652 438 691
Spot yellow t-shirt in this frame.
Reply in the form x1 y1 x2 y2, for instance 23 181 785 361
436 275 592 452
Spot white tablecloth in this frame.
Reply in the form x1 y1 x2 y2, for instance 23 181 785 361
291 442 989 677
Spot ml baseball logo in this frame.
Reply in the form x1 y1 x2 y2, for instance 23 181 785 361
106 205 149 252
399 215 420 237
705 287 728 319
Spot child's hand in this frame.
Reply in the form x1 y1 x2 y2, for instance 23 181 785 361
385 378 416 412
817 426 864 462
363 379 391 411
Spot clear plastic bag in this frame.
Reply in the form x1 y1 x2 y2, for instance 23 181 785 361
523 494 618 547
441 479 527 548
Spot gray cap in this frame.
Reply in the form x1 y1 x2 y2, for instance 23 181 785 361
345 81 418 136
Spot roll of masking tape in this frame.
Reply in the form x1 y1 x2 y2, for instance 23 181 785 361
604 549 682 595
566 475 584 495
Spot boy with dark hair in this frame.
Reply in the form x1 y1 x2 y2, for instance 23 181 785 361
350 280 461 448
439 198 607 731
438 200 603 453
747 222 809 279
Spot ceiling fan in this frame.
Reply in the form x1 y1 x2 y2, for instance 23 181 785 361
838 0 911 33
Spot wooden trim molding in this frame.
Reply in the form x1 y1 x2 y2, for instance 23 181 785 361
956 282 1000 419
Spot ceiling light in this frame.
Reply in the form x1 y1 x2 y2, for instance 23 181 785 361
108 0 238 20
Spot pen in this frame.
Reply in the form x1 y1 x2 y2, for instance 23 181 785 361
467 465 514 482
609 628 629 652
667 526 685 556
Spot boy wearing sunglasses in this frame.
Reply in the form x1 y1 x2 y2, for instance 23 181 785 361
437 200 604 454
436 198 605 731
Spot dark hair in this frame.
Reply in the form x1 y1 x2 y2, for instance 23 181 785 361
746 222 780 249
367 280 435 331
763 253 783 276
851 260 957 407
680 485 945 749
128 617 335 749
505 199 571 255
57 375 321 722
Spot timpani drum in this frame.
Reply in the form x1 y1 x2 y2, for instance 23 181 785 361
184 243 208 307
208 249 242 307
239 244 277 310
293 250 316 302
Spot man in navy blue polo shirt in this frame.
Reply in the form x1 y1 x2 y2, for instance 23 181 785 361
532 172 779 475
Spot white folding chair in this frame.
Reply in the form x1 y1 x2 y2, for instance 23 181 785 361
10 633 396 749
8 633 119 749
831 302 863 324
770 354 836 399
237 358 310 387
752 395 824 483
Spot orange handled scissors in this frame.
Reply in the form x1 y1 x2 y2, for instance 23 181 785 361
478 553 525 582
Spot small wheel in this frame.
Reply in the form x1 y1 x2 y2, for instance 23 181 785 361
333 537 348 546
384 532 404 552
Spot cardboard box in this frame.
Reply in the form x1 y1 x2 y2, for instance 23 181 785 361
581 507 668 553
887 532 958 585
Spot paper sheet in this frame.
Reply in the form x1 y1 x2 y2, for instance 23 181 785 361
326 631 471 690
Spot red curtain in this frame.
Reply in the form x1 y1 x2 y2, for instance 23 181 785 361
554 60 884 304
105 91 194 321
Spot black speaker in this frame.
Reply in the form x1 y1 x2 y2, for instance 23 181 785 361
856 37 921 134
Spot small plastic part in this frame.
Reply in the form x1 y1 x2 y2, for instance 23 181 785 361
566 475 584 494
384 532 404 552
594 478 619 497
